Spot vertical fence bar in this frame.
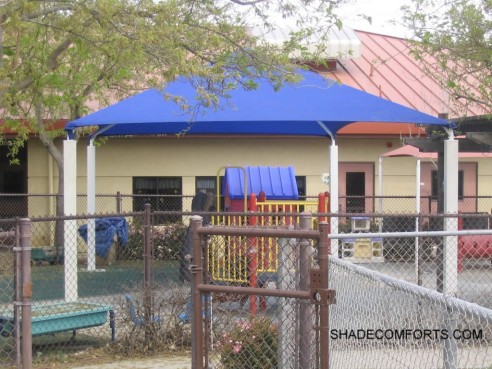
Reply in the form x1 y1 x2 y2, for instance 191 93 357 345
248 193 258 315
13 224 21 367
318 221 330 369
299 213 312 369
116 191 122 213
191 216 204 369
20 218 32 369
143 204 153 337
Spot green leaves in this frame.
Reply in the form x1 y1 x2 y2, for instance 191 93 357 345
403 0 492 113
0 0 346 161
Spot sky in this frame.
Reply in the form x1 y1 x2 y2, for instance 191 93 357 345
335 0 411 38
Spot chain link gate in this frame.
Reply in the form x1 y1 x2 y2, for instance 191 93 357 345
190 214 336 369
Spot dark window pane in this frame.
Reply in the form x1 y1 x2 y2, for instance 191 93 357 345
133 177 182 222
295 176 306 197
431 170 464 200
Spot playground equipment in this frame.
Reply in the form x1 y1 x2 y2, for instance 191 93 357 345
458 214 492 272
340 217 384 263
209 166 330 313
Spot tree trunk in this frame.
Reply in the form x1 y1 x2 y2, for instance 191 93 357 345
35 104 66 259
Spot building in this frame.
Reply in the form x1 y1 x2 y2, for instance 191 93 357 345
4 29 492 218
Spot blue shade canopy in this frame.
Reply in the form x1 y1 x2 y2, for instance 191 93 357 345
65 70 451 138
224 166 299 200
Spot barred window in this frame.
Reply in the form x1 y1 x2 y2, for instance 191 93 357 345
133 177 182 222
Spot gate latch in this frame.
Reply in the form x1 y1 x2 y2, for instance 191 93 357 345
310 269 336 305
189 264 203 274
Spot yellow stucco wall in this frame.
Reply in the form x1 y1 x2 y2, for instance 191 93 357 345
27 136 492 215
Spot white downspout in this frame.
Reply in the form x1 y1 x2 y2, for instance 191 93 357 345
86 124 115 271
48 154 55 245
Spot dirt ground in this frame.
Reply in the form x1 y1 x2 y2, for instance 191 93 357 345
71 354 191 369
30 348 191 369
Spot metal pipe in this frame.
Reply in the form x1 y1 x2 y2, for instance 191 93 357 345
143 204 152 333
191 216 204 369
13 225 21 367
330 229 492 239
20 218 32 369
318 222 330 369
216 166 248 212
198 226 318 239
116 191 122 213
143 204 152 287
299 214 312 369
198 284 311 299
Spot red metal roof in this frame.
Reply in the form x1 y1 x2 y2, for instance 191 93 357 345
326 30 487 136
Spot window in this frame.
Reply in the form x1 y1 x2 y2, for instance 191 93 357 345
295 176 306 197
196 176 224 211
133 177 182 222
431 170 464 200
195 176 224 195
0 144 27 218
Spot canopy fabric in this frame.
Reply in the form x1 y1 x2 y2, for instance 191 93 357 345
224 166 299 200
65 70 451 138
382 144 489 159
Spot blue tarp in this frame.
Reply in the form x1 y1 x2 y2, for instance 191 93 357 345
224 166 299 200
78 217 129 258
65 69 452 139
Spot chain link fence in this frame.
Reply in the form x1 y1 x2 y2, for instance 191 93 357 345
329 254 492 369
335 213 492 309
0 220 16 365
2 193 492 368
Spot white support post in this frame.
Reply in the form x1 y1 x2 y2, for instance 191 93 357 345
415 159 421 284
443 137 458 296
330 144 339 257
63 139 78 302
87 142 96 271
378 156 383 214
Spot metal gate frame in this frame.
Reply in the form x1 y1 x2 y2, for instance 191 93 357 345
190 214 336 369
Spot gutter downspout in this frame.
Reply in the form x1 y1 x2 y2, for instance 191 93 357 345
48 154 55 245
87 125 115 271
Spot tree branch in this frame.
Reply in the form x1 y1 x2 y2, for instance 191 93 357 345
23 5 74 20
228 0 266 4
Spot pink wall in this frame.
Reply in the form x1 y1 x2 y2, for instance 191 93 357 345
339 162 375 213
420 162 477 213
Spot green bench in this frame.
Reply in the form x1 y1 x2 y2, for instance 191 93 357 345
0 301 115 341
31 248 63 265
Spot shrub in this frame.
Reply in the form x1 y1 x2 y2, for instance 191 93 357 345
122 221 188 260
218 317 277 369
112 282 191 356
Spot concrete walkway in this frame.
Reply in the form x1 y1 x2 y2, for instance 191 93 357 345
71 355 191 369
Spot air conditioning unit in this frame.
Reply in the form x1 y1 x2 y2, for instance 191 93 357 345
351 217 370 232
